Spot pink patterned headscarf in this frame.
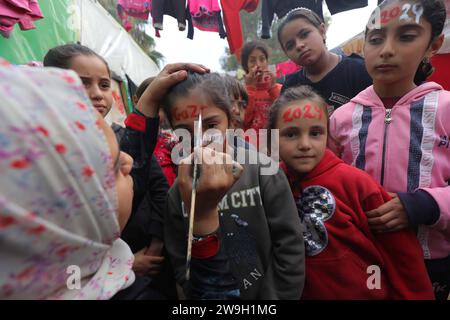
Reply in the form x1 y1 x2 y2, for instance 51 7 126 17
0 59 135 299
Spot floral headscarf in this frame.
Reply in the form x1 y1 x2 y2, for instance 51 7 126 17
0 59 134 299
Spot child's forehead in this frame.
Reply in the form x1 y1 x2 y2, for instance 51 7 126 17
284 98 325 110
278 100 327 125
367 0 425 30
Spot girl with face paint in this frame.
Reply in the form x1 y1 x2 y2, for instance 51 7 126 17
268 85 434 299
161 72 305 300
278 8 373 114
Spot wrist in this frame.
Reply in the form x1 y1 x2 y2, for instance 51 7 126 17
136 100 158 118
193 208 219 236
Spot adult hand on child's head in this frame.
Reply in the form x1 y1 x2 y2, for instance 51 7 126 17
137 63 210 117
178 147 243 235
366 196 409 233
133 248 165 276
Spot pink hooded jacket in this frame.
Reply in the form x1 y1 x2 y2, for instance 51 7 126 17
329 82 450 260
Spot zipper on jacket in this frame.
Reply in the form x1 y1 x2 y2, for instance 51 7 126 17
380 108 392 186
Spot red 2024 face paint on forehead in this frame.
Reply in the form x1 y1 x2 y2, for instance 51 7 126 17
173 105 208 121
367 1 424 29
282 105 324 123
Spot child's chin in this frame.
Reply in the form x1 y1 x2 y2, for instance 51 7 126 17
295 164 314 174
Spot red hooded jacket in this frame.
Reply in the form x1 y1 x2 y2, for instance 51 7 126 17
283 150 434 299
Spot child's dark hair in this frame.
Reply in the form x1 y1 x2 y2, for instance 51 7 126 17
268 85 329 130
135 77 155 100
277 8 325 50
367 0 446 84
240 41 270 73
162 72 232 126
43 43 111 76
222 74 249 106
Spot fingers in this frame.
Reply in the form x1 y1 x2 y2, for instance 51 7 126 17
135 248 147 256
366 197 399 218
371 219 408 233
178 152 194 181
387 192 397 198
163 63 210 75
367 209 399 226
366 198 409 233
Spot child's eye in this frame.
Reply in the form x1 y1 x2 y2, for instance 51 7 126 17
100 82 111 90
310 130 323 137
285 41 294 51
299 31 310 39
81 79 90 88
206 123 217 129
368 36 383 45
282 131 297 139
399 34 417 42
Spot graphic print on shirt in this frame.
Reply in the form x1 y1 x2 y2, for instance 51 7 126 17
296 185 336 256
222 212 259 291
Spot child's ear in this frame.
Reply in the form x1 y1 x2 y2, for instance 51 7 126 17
426 34 445 58
319 23 327 42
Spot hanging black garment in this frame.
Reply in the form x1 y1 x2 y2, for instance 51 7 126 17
152 0 188 32
261 0 323 39
325 0 368 15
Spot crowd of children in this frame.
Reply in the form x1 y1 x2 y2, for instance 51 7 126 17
0 0 449 300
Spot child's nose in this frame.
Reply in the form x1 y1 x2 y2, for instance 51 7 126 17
295 39 305 51
380 37 395 59
89 84 103 100
297 136 311 150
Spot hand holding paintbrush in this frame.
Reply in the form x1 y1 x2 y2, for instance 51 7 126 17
177 137 243 280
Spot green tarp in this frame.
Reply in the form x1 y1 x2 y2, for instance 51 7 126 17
0 0 77 64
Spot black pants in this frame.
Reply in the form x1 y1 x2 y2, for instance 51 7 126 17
425 255 450 300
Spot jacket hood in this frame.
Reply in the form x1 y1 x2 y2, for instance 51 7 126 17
282 149 343 196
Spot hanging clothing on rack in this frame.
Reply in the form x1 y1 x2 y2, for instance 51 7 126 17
152 0 188 37
325 0 367 15
0 0 43 38
117 0 152 32
261 0 369 39
186 0 226 39
261 0 322 39
220 0 259 55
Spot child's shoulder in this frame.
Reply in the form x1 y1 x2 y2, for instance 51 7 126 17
341 53 365 64
332 160 381 190
436 86 450 101
283 69 306 88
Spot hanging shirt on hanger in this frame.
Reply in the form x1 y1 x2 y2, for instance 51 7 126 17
325 0 367 15
117 0 152 32
220 0 259 55
152 0 188 37
186 0 226 39
261 0 323 39
0 0 43 38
